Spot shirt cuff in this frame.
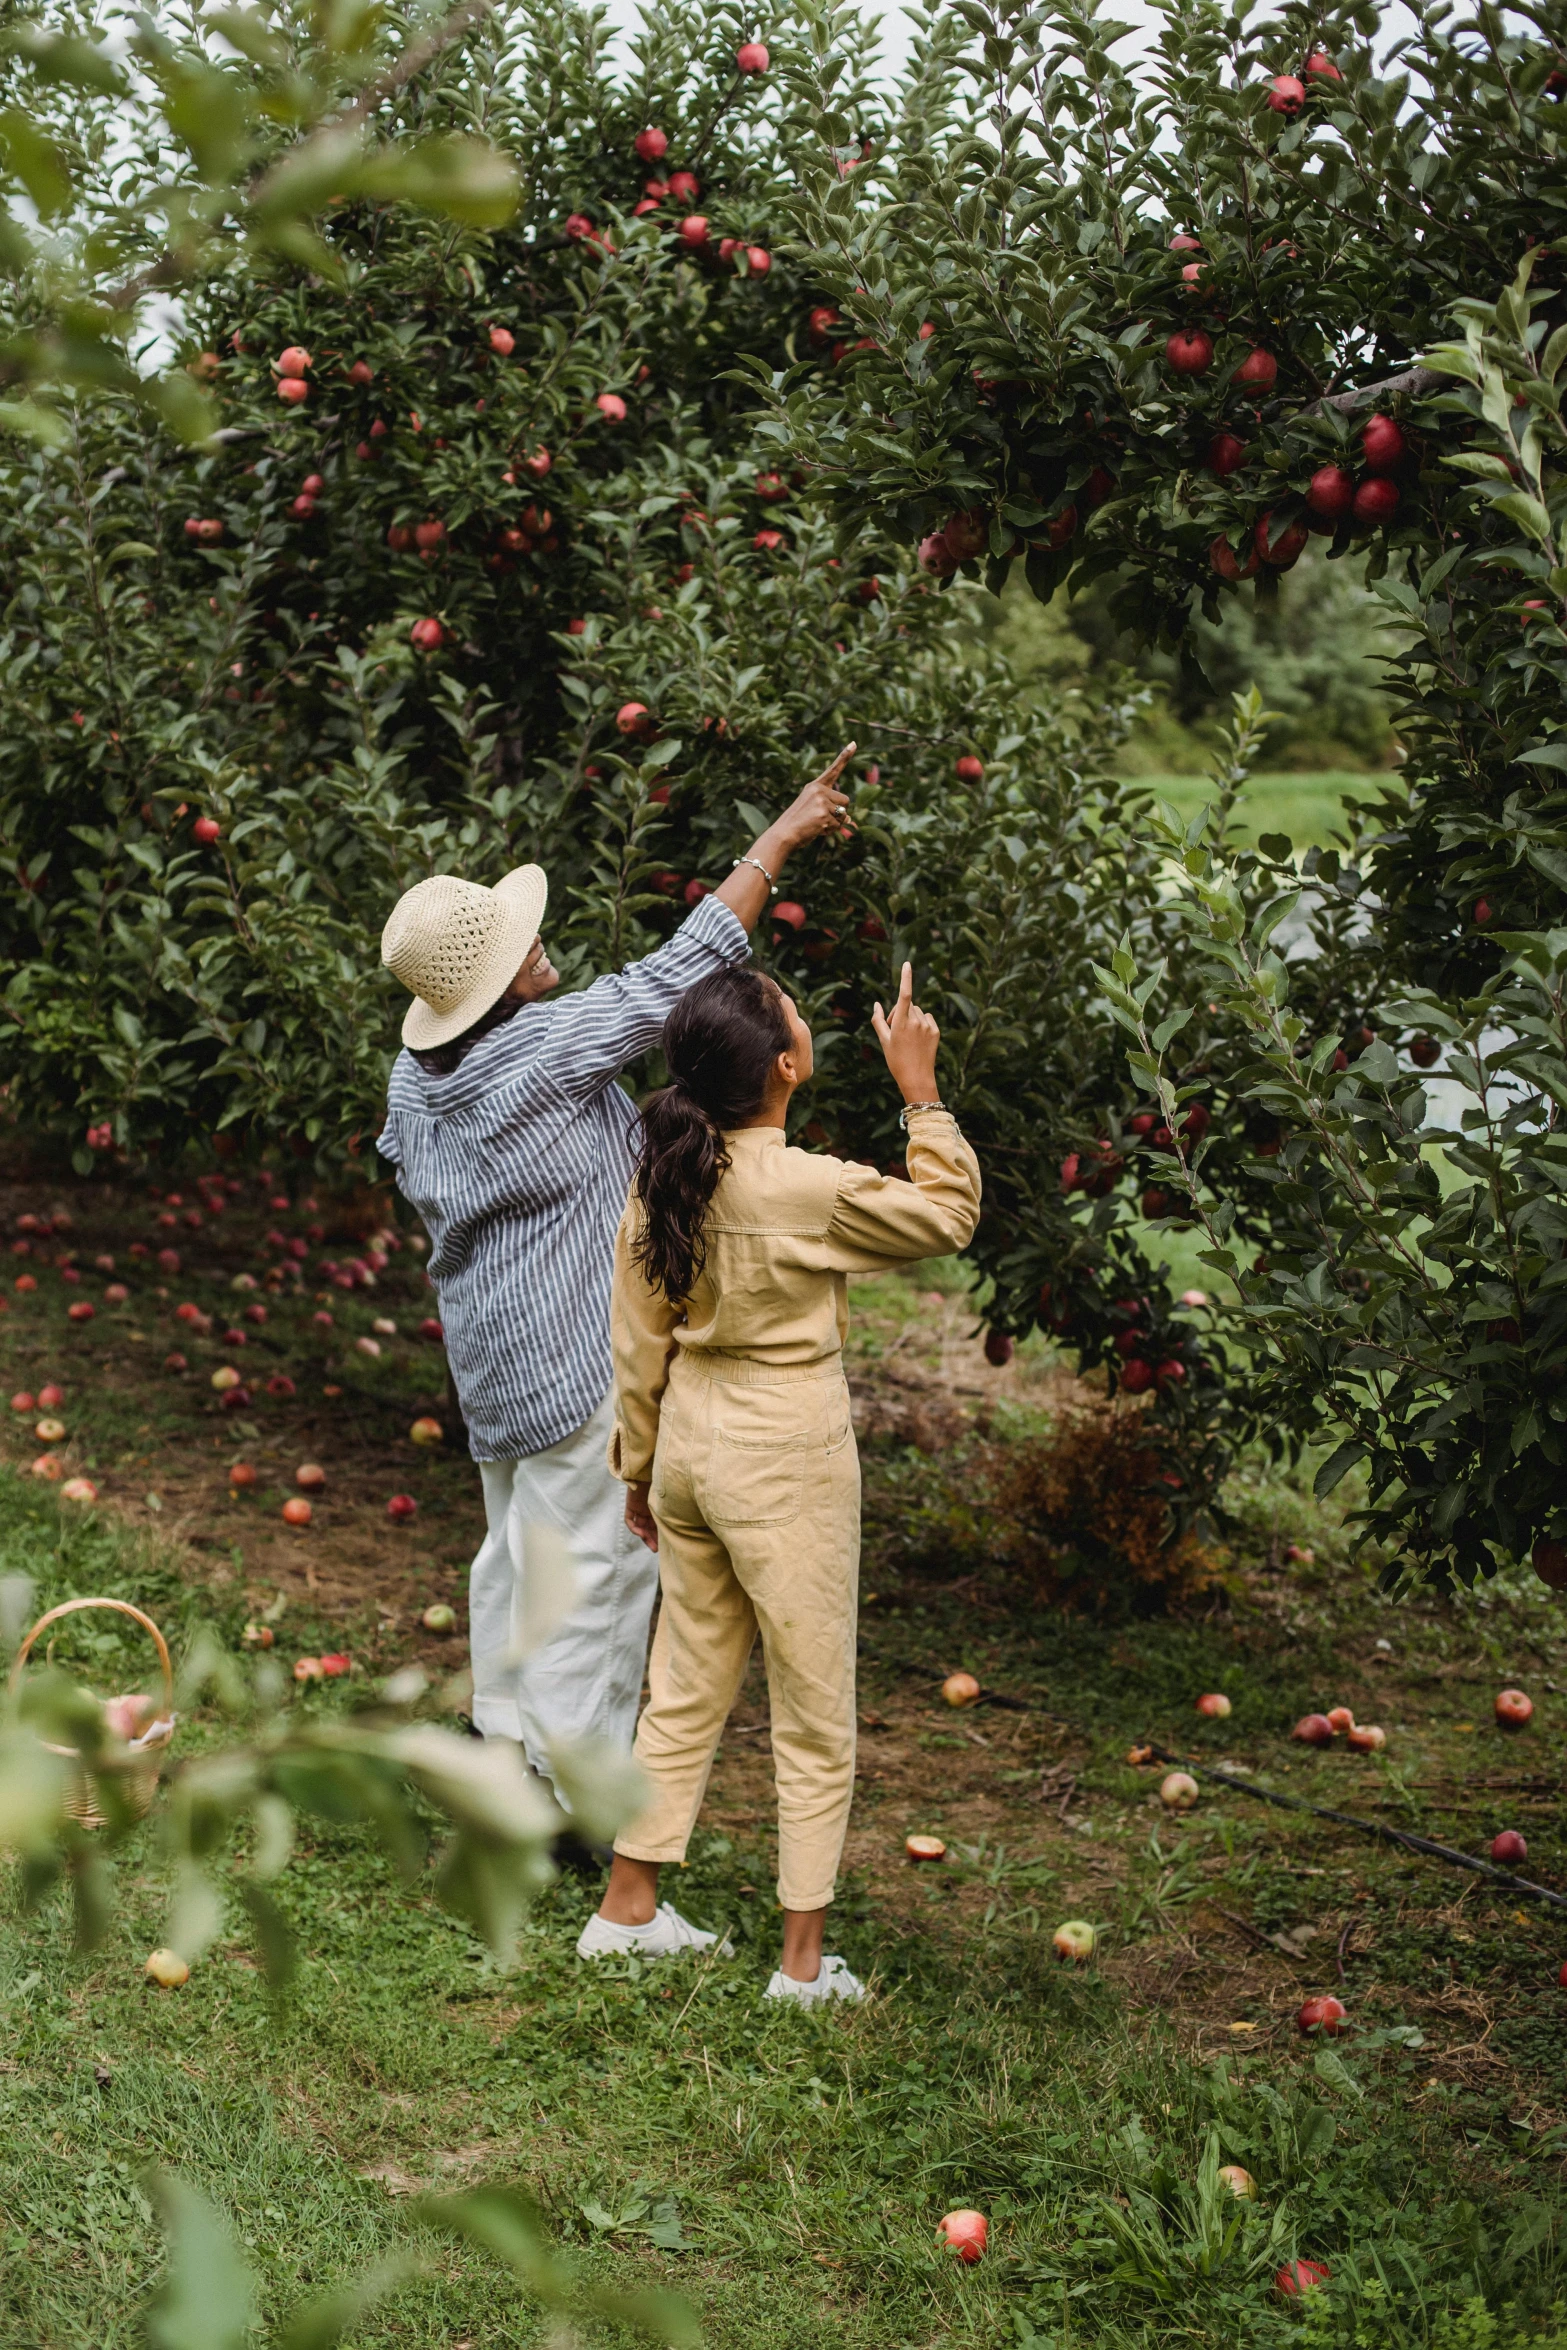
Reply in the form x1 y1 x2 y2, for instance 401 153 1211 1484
682 891 750 962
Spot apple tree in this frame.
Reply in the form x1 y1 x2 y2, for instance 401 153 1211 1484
762 0 1567 1578
0 0 1263 1517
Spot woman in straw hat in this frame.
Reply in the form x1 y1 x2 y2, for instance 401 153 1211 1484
377 748 855 1855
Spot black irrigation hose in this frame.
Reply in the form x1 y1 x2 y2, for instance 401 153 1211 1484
1140 1740 1567 1914
856 1642 1567 1912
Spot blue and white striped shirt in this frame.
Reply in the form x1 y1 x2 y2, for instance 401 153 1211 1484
378 894 750 1460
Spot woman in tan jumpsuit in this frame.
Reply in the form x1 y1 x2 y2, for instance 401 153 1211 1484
577 961 980 2005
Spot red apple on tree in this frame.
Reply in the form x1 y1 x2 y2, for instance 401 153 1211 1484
678 214 709 247
410 618 446 651
735 39 769 71
1165 329 1213 374
1361 414 1406 473
1207 432 1246 477
1352 476 1400 528
1255 511 1308 567
955 754 984 781
596 391 627 421
1304 49 1343 79
1234 347 1278 391
192 815 221 844
1266 73 1306 114
1210 534 1260 581
1306 464 1354 522
634 125 668 162
1531 1536 1567 1589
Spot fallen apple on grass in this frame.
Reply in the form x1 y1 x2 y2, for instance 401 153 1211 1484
320 1652 351 1677
1292 1713 1335 1746
1218 2165 1257 2199
1195 1693 1231 1719
905 1834 947 1862
145 1949 190 1989
211 1366 242 1393
387 1494 418 1523
31 1454 63 1482
296 1463 326 1490
421 1602 457 1634
1325 1706 1355 1734
1276 2259 1331 2298
1491 1829 1528 1865
1296 1995 1348 2036
1496 1688 1533 1731
60 1477 98 1503
1052 1919 1096 1964
938 2210 987 2264
1159 1770 1199 1810
294 1654 324 1679
1346 1723 1386 1752
282 1498 313 1527
942 1671 981 1707
242 1620 275 1647
38 1383 63 1409
34 1417 65 1444
9 1391 33 1413
410 1417 444 1446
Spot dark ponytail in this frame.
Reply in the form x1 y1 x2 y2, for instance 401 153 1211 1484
632 966 792 1303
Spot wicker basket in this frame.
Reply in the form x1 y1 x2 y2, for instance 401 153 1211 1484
10 1598 176 1829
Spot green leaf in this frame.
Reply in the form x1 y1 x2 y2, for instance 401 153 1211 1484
146 2176 259 2350
275 2262 413 2350
0 110 71 218
357 136 520 230
1313 1440 1366 1499
0 400 67 446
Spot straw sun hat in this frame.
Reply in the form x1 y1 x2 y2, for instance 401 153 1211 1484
381 865 548 1050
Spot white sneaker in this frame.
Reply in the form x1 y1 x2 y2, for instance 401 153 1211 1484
763 1954 866 2006
575 1902 732 1961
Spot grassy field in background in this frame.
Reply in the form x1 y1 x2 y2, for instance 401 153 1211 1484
1128 770 1378 851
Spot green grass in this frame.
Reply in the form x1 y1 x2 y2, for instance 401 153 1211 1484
8 1461 1567 2347
1128 770 1380 850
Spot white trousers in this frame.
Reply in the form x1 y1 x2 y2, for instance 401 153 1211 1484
469 1388 658 1803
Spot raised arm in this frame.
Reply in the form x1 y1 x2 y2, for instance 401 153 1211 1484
545 745 858 1094
818 962 981 1270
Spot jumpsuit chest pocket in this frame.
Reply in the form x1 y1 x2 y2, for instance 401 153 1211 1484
700 1382 848 1530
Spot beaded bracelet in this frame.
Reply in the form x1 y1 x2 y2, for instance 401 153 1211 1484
731 854 778 895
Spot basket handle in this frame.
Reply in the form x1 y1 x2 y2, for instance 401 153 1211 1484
9 1598 175 1716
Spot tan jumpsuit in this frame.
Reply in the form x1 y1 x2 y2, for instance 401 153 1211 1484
607 1110 981 1911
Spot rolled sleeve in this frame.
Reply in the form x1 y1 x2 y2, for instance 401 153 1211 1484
545 895 750 1097
608 1205 682 1483
819 1110 982 1270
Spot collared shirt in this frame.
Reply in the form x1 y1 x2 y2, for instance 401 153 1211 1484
378 893 750 1460
608 1110 982 1483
